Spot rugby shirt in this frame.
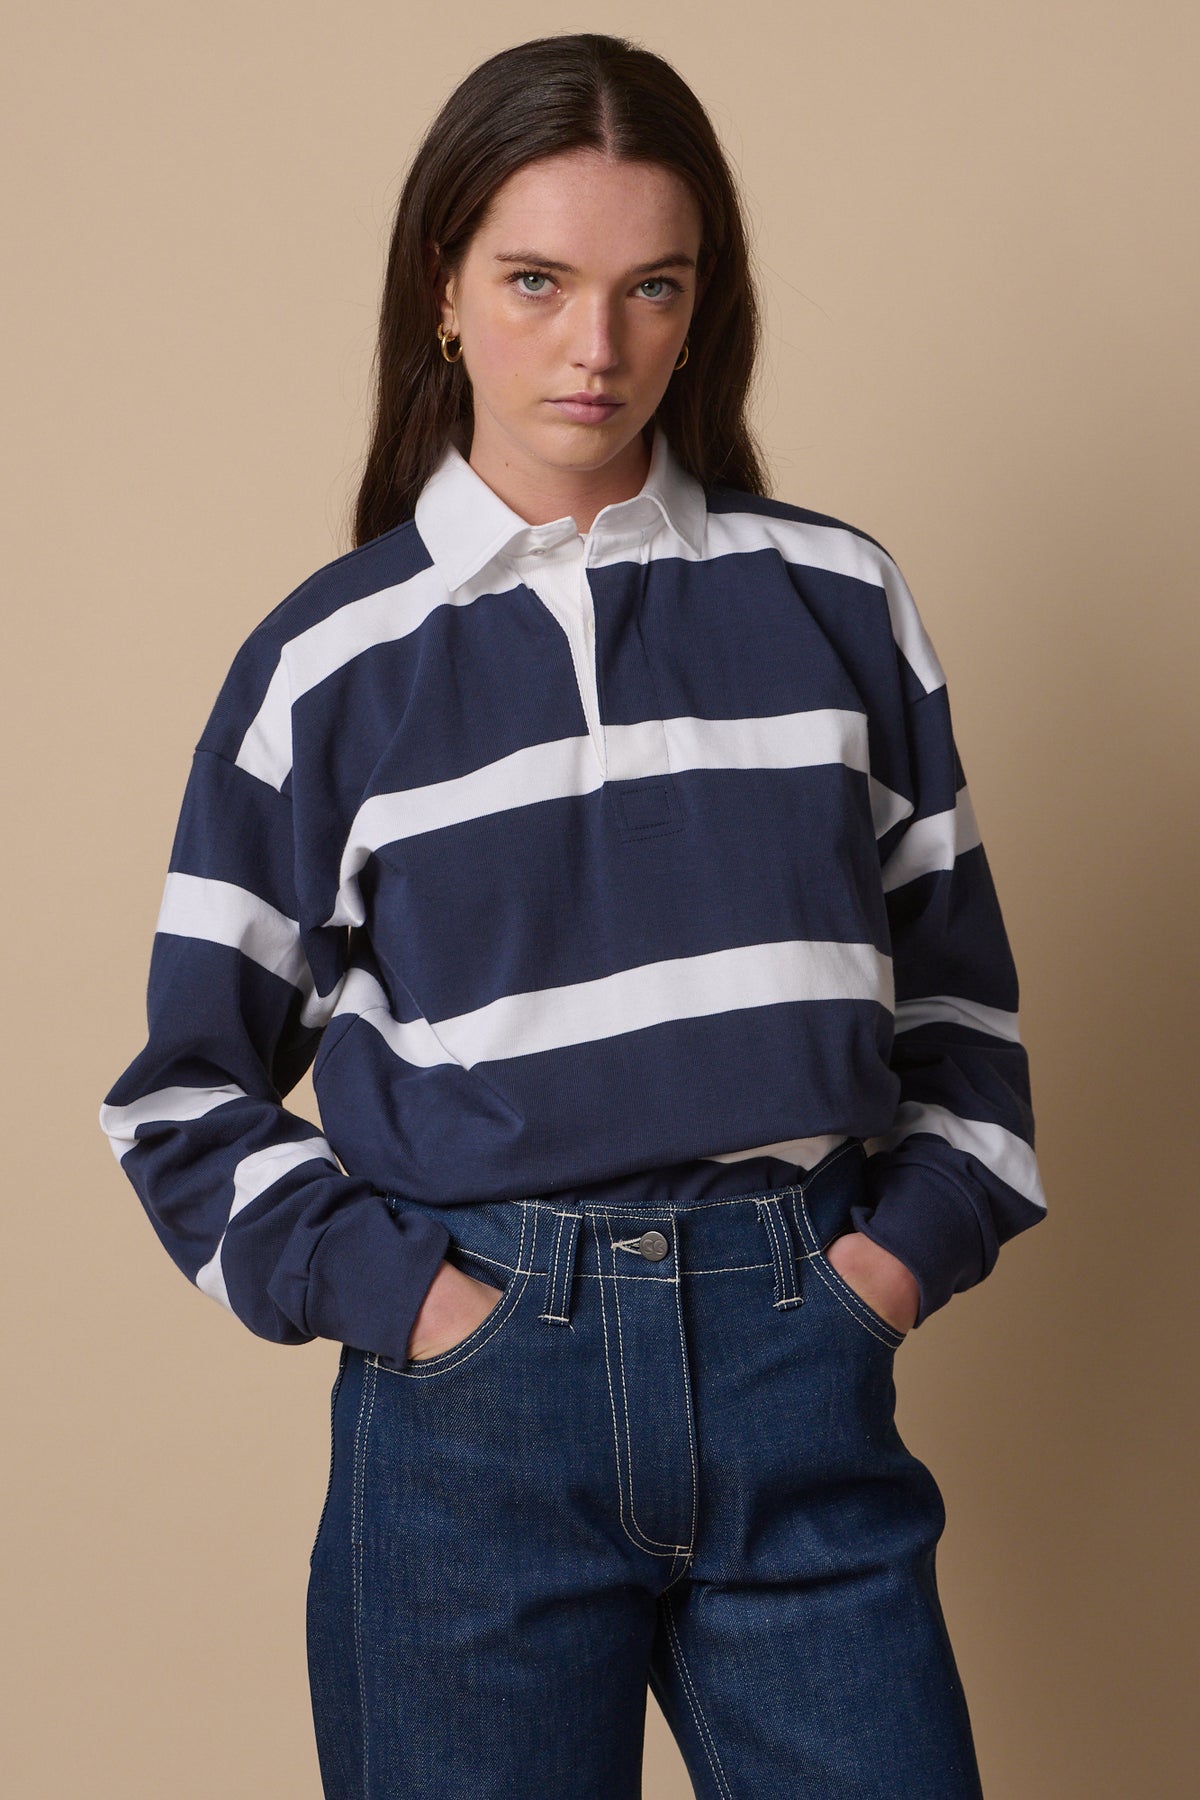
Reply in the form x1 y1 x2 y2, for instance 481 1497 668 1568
99 422 1046 1364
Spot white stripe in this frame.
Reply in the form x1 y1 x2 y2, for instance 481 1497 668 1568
326 709 904 927
880 788 982 893
336 940 893 1070
704 1132 852 1170
664 712 909 835
99 1082 248 1162
330 738 601 926
155 872 335 1027
158 872 308 989
234 511 942 792
234 564 461 789
867 1101 1046 1210
868 776 915 839
195 1135 339 1311
328 966 452 1064
663 708 868 774
894 995 1023 1043
702 512 946 695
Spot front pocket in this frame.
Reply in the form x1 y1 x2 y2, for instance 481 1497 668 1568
373 1243 531 1379
796 1194 908 1349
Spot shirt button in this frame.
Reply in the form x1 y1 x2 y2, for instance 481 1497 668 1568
638 1230 670 1262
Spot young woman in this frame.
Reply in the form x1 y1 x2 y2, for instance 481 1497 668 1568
100 32 1046 1800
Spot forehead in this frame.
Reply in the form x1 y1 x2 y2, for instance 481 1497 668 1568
473 150 702 262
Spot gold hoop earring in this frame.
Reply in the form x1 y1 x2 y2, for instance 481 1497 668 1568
674 339 690 371
437 323 463 364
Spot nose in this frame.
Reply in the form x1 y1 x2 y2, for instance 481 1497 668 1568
571 293 621 374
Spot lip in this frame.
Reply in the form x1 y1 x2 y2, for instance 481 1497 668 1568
547 394 625 424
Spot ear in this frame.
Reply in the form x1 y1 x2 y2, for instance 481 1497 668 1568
427 240 459 334
440 279 459 336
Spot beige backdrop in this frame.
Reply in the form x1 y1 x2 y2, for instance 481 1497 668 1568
7 2 1198 1794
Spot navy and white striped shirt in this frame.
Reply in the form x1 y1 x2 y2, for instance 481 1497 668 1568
99 423 1046 1363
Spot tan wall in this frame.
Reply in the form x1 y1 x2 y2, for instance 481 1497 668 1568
7 2 1197 1793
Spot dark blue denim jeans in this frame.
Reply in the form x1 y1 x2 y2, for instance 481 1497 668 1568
306 1139 984 1798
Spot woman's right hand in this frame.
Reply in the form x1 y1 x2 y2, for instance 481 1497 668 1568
405 1258 504 1362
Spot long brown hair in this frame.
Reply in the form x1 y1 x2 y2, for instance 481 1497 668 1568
351 34 768 548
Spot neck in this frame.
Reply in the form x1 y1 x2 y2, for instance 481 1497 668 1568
466 427 653 534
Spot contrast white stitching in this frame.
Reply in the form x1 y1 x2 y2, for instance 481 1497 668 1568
660 1592 735 1800
798 1196 906 1346
668 1227 698 1564
538 1205 577 1322
606 1213 688 1552
755 1196 802 1307
350 1355 377 1792
548 1208 568 1306
590 1210 688 1558
374 1203 533 1378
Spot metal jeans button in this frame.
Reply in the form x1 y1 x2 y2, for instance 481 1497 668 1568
638 1230 670 1262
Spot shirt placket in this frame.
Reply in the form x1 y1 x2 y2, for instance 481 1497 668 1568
513 509 675 795
516 531 607 780
586 527 674 787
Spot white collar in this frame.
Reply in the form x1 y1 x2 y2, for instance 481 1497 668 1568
413 422 707 591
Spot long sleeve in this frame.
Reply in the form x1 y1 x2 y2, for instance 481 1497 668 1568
850 673 1047 1325
98 743 451 1361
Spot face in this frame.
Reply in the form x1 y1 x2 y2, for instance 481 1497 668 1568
438 149 703 508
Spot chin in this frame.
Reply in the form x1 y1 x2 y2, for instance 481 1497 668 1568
531 422 646 471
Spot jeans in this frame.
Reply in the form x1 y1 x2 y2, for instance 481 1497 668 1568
306 1138 984 1798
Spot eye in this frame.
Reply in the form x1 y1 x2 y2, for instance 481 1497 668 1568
509 269 554 296
637 276 682 300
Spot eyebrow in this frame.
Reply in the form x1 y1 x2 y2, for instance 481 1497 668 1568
493 249 697 275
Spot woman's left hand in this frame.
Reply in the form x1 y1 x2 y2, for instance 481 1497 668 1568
822 1230 921 1335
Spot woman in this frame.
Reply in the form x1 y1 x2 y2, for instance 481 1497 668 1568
100 32 1045 1799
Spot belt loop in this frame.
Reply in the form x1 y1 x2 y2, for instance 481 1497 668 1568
755 1194 804 1310
539 1204 583 1326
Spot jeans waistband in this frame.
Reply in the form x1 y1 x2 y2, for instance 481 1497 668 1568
389 1137 870 1303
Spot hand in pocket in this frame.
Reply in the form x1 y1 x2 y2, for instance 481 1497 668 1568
406 1258 505 1362
823 1230 920 1335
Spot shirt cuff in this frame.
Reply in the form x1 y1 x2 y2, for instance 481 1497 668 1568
849 1154 989 1326
274 1193 451 1363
